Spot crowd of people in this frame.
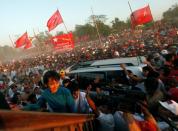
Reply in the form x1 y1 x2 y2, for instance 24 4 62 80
0 20 178 130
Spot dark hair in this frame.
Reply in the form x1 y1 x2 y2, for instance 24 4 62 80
27 93 37 104
83 80 92 90
63 79 71 85
10 84 17 89
161 67 171 77
11 92 20 104
165 54 173 62
173 58 178 68
147 71 160 78
70 81 79 94
144 77 159 95
127 70 133 74
43 70 60 85
142 66 151 72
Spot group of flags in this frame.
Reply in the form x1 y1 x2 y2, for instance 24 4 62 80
15 9 74 50
14 4 153 50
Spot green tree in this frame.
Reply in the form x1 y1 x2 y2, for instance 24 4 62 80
88 15 108 24
56 31 64 36
96 21 111 37
88 15 111 37
74 24 96 40
111 17 128 33
163 4 178 26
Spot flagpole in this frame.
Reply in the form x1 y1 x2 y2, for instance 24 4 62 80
91 7 102 45
128 1 136 28
128 1 140 64
56 8 69 34
148 4 159 46
63 21 69 34
33 29 40 54
9 35 15 48
128 1 133 13
148 4 155 29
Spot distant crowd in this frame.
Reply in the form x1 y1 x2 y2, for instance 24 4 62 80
0 20 178 130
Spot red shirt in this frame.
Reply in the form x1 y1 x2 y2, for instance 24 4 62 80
169 69 178 81
169 88 178 102
136 120 157 131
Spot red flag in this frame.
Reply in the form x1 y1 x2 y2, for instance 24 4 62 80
131 5 153 28
47 10 63 31
51 32 74 50
15 32 28 48
24 37 33 49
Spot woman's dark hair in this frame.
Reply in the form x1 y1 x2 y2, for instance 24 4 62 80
43 70 60 85
144 77 159 95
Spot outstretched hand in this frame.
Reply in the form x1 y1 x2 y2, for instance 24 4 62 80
120 64 126 69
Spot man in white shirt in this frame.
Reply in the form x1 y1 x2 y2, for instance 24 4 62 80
70 82 90 114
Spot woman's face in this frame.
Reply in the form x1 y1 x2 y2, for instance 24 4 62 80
47 78 60 93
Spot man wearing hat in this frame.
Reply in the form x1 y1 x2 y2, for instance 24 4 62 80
59 69 69 85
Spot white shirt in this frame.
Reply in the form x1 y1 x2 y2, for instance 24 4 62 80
97 112 115 131
74 92 90 113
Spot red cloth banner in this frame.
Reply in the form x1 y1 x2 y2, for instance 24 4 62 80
15 32 32 49
131 5 153 28
51 32 74 51
47 10 63 32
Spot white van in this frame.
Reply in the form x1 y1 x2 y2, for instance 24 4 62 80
67 57 145 89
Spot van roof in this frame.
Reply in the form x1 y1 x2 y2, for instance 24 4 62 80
90 57 144 66
69 57 145 72
69 65 143 77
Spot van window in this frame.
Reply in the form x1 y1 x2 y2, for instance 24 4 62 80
106 70 129 87
77 72 106 89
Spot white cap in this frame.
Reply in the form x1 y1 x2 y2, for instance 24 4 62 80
159 100 178 115
161 50 168 55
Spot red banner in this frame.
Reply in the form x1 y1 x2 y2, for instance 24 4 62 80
15 32 32 48
47 10 63 32
24 37 32 49
131 5 153 28
51 32 74 51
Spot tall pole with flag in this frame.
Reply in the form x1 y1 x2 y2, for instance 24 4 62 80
9 35 15 48
47 9 69 33
91 7 102 45
128 3 153 29
128 1 139 64
33 29 42 55
128 1 137 30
